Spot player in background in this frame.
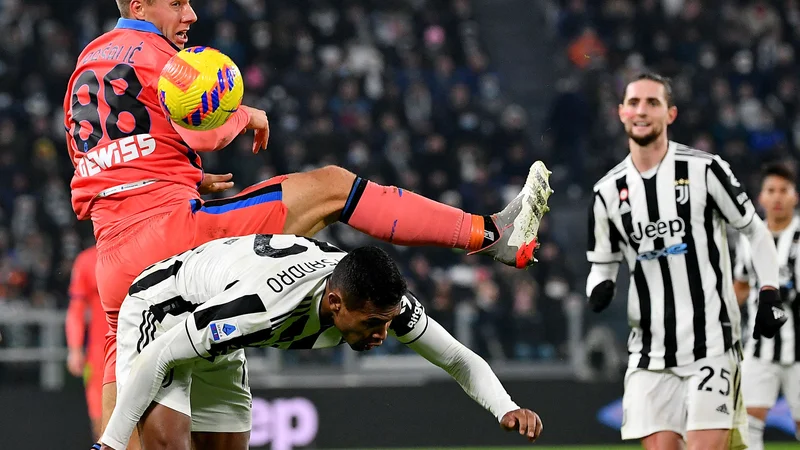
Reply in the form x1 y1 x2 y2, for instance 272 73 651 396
95 234 543 450
733 163 800 450
64 0 553 441
65 245 109 441
586 73 786 450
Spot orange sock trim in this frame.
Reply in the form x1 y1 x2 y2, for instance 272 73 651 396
466 214 485 251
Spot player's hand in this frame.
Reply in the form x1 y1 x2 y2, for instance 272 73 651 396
588 280 615 313
199 173 234 195
67 348 85 377
240 105 269 154
754 287 788 339
500 408 543 442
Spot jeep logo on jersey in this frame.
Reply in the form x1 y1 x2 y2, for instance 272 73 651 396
630 218 686 244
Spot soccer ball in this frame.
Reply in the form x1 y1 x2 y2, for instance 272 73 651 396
158 46 244 131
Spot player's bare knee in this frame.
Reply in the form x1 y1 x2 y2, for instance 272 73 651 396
284 165 355 205
642 431 682 450
282 165 357 233
315 165 357 198
686 429 729 450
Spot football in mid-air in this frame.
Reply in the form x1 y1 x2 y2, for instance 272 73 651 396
158 46 244 131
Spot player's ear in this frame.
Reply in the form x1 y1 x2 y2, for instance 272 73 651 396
129 0 145 19
328 291 343 313
667 105 678 124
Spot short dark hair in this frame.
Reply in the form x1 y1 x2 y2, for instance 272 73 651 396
623 72 674 107
329 246 406 312
761 162 796 185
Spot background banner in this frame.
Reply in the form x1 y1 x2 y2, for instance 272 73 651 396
2 380 794 449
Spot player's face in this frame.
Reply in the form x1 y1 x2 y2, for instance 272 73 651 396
135 0 197 49
758 175 798 222
618 80 677 146
334 302 401 352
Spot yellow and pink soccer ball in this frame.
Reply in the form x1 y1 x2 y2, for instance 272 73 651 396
158 46 244 131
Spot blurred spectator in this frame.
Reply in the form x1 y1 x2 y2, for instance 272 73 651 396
568 27 607 69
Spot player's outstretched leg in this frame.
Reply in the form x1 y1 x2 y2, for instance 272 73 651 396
280 162 553 268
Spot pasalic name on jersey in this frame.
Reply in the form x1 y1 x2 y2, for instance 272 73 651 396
80 40 144 65
77 134 156 177
265 258 341 294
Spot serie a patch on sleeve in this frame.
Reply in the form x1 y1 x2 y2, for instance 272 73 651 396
209 319 242 342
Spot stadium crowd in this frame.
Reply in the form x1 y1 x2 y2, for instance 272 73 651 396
551 0 800 194
3 0 796 378
0 0 575 377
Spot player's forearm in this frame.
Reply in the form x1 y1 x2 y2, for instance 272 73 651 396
172 108 249 152
739 217 779 289
408 318 519 421
65 297 87 349
100 324 197 449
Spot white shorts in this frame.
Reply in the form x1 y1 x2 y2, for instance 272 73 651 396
117 295 252 433
621 349 744 441
742 357 800 421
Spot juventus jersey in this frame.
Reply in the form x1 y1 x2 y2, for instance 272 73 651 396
127 234 428 359
588 141 755 370
736 216 800 364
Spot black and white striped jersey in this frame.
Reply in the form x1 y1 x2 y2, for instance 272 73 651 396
587 141 754 370
736 216 800 364
127 234 428 358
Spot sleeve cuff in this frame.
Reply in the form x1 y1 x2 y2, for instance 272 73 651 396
586 251 623 264
495 401 521 422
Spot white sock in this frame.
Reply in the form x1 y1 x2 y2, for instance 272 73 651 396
748 415 765 450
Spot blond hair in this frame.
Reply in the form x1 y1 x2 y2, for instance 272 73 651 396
116 0 153 18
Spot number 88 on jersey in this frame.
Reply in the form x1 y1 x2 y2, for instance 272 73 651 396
157 46 244 131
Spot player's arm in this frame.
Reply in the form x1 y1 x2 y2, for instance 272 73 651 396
393 293 543 442
99 319 200 450
146 56 269 154
65 254 90 377
586 190 623 313
101 282 271 449
170 105 268 153
707 156 785 338
733 235 753 306
708 156 778 288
